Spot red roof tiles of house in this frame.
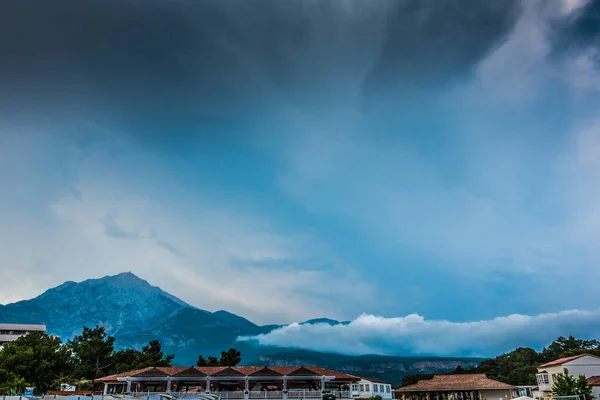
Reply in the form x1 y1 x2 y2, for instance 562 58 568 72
538 354 600 368
269 366 300 375
587 376 600 386
96 365 359 383
395 374 515 392
97 367 155 382
196 366 228 375
302 366 358 381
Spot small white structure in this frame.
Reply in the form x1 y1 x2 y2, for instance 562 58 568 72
350 378 393 399
535 354 600 400
60 383 76 392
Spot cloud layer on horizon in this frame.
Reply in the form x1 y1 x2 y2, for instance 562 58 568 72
239 310 600 357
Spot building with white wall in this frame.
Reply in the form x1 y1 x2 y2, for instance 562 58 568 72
534 354 600 400
350 378 393 399
0 323 46 348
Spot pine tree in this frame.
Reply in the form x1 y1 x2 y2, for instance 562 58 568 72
552 369 595 399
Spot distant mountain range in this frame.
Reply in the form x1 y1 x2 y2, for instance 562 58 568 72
0 272 481 385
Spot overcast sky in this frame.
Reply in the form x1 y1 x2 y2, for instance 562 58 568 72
1 0 600 356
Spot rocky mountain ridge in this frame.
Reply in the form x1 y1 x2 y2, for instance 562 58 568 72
0 272 482 385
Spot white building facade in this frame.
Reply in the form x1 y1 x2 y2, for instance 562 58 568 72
534 354 600 400
0 323 46 348
350 378 393 399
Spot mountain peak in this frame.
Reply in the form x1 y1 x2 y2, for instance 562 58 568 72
45 272 152 294
102 271 153 287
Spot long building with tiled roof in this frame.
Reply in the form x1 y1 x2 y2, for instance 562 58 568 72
96 365 359 400
393 374 516 400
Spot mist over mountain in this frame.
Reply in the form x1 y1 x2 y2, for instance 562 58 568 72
0 273 478 383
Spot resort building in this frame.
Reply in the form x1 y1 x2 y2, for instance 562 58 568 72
350 377 393 399
96 365 359 399
534 354 600 400
0 323 46 348
393 374 516 400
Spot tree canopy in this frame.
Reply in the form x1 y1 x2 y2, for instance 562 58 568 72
0 326 173 395
197 349 241 367
67 326 116 380
0 331 72 393
542 336 600 361
552 368 595 399
220 348 242 366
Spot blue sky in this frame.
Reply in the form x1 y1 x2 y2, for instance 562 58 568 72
1 0 600 356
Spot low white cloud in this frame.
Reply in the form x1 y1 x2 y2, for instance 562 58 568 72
240 310 600 357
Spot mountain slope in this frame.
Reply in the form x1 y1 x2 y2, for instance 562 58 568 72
0 272 482 382
0 272 193 339
245 349 483 386
0 272 267 356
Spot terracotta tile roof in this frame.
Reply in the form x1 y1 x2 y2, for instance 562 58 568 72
538 354 600 368
247 367 284 376
587 376 600 386
160 367 190 376
235 366 266 376
172 367 207 377
304 366 358 381
395 374 515 392
270 367 300 375
196 366 228 375
209 366 245 376
96 365 358 383
97 367 154 383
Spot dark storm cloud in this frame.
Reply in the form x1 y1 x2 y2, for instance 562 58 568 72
361 0 521 99
0 0 521 129
550 0 600 62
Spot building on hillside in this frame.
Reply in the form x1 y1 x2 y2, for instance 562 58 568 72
0 323 46 348
95 365 359 399
393 374 517 400
350 377 393 399
534 354 600 400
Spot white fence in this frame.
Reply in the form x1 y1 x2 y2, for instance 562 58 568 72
248 392 283 399
287 391 322 399
223 393 245 400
